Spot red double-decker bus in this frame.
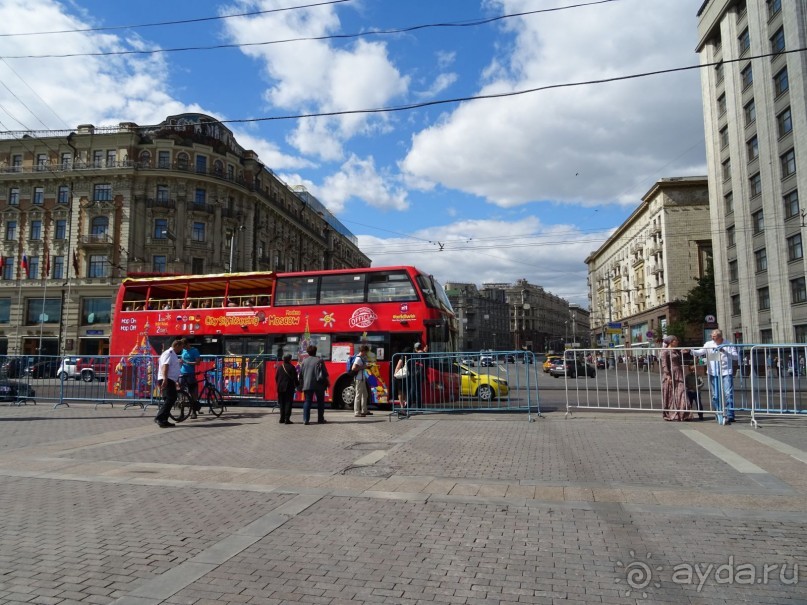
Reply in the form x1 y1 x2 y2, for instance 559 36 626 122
109 266 459 408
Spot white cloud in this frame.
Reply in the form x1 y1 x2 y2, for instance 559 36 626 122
401 0 705 208
359 217 609 305
414 72 458 100
314 154 408 213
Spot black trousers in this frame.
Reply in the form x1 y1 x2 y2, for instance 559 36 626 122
278 390 294 421
156 379 177 423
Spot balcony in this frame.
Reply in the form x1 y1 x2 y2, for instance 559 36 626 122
79 233 114 248
188 202 216 215
143 197 176 210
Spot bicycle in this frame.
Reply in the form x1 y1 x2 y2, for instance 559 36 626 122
169 369 225 422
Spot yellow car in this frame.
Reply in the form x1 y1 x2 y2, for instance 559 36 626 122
456 364 509 400
543 356 562 373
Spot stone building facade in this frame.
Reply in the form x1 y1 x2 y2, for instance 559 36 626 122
586 177 712 348
0 113 369 357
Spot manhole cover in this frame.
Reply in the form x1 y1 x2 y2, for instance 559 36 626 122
342 465 396 477
347 442 390 451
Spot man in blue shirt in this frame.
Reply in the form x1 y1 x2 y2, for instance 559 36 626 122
180 339 201 418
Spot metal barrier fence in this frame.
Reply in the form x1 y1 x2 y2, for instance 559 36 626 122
390 350 540 421
561 344 807 427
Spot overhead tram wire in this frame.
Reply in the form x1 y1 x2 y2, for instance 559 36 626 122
0 0 354 37
0 0 622 58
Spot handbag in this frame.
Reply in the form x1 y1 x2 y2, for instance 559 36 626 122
394 365 408 379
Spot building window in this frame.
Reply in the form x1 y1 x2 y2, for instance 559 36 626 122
771 27 785 55
729 259 739 281
176 153 189 170
777 107 792 137
731 294 741 315
153 255 167 273
81 298 112 325
744 99 755 126
740 64 753 89
191 222 206 242
60 152 72 169
25 298 61 325
720 126 729 149
227 165 234 180
774 67 789 96
747 135 759 161
758 287 770 311
194 188 206 206
53 256 64 280
8 187 19 205
722 158 731 181
29 220 42 241
154 218 168 239
724 191 734 215
93 183 112 201
158 150 170 168
752 210 764 234
784 190 799 219
760 328 773 344
33 187 44 205
715 61 724 84
1 256 12 280
36 153 47 170
92 150 103 168
58 185 69 204
717 93 727 115
28 256 39 279
156 185 169 202
54 219 66 240
88 255 108 278
106 150 116 167
5 221 16 240
138 150 151 166
749 172 762 196
755 248 767 272
768 0 781 18
213 160 223 176
781 148 796 178
90 216 108 237
192 257 204 274
727 225 735 247
738 28 750 54
792 277 807 304
787 233 803 261
195 155 207 174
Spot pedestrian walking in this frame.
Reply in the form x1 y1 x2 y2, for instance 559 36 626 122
155 339 184 428
275 354 298 424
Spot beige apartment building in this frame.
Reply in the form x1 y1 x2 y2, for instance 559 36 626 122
697 0 807 342
586 177 712 348
0 113 369 357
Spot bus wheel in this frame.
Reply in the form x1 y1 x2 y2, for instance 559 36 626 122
332 379 355 410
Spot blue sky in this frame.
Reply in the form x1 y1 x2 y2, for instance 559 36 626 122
0 0 706 306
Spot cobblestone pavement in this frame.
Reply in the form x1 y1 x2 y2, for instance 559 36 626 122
0 404 805 604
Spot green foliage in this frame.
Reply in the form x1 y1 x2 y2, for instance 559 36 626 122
677 260 716 324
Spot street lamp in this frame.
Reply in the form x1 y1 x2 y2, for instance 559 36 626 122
229 225 245 273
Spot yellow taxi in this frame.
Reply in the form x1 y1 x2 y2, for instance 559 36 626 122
543 355 562 373
456 364 509 400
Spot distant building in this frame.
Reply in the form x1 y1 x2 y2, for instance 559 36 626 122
586 177 711 347
697 0 807 342
444 282 509 351
0 113 369 357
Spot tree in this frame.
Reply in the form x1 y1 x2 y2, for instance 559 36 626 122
678 260 716 324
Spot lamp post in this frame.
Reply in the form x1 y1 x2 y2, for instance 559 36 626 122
229 225 245 273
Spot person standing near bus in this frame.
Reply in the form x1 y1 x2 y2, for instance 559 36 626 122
407 342 427 407
352 345 370 417
299 345 328 425
180 339 201 419
692 329 738 424
155 339 184 428
275 354 298 424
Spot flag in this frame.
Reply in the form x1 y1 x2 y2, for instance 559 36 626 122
21 254 29 278
72 250 79 277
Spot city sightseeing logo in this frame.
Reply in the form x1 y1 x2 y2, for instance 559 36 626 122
349 307 377 329
615 551 799 599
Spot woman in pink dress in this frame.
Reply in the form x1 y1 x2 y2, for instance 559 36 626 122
661 335 692 421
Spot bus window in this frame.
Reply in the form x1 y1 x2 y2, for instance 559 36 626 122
367 271 418 302
320 273 365 304
275 277 318 305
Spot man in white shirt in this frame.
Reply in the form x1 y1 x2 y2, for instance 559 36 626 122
352 345 370 417
155 339 184 428
692 329 738 424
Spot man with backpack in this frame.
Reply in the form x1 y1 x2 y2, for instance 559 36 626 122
299 345 329 425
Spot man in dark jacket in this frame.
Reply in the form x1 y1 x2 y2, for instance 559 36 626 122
275 354 298 424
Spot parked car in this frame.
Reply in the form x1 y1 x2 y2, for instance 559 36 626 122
479 356 496 367
1 357 35 378
26 359 60 378
550 357 596 378
543 355 562 373
455 363 509 400
595 356 606 369
57 356 109 382
0 379 35 401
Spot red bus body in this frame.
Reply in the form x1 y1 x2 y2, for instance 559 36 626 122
109 266 459 408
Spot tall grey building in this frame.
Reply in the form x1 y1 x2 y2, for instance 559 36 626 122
697 0 807 342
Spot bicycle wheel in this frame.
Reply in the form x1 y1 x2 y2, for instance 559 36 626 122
169 391 191 422
206 386 224 417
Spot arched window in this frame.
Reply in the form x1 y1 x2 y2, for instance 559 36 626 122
139 151 151 167
91 216 108 238
177 152 189 170
213 160 224 176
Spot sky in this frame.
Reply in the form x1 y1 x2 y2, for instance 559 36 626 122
0 0 707 307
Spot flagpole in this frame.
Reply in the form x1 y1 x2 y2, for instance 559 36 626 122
15 253 25 356
38 250 49 355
